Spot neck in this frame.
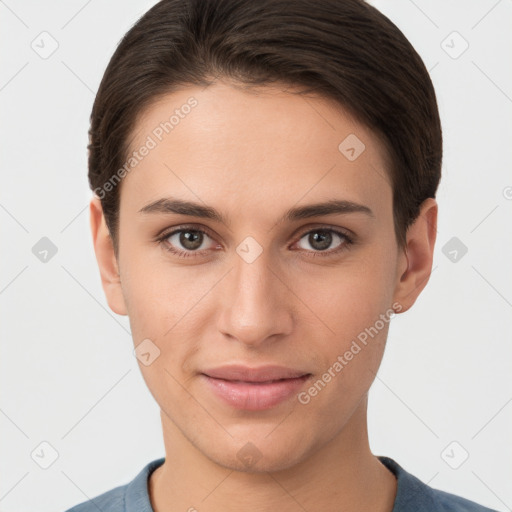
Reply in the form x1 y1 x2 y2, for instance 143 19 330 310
149 395 397 512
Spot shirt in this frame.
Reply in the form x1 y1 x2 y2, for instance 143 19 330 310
63 455 499 512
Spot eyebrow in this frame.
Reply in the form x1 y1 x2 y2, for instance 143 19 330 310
138 197 375 224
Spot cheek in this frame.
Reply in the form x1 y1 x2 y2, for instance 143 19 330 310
298 256 395 342
118 246 190 335
294 247 396 401
119 253 211 373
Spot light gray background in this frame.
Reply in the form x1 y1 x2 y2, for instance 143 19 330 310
1 1 511 511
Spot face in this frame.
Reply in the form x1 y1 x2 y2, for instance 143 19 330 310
96 80 424 473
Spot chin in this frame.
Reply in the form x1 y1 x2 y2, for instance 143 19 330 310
199 429 316 474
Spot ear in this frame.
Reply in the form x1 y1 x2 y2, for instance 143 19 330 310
89 196 128 316
392 198 438 314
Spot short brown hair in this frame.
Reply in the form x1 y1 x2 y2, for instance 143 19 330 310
88 0 442 252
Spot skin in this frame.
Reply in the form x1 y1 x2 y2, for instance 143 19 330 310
90 80 437 512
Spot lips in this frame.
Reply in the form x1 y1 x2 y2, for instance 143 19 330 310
202 364 309 382
200 365 311 410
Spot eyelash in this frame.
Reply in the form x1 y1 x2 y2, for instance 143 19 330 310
155 225 354 259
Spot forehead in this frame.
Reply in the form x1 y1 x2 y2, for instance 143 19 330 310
121 80 392 224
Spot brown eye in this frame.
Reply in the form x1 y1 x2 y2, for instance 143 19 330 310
172 230 204 251
293 228 354 257
161 227 218 258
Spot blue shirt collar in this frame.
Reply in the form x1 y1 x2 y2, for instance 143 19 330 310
122 455 440 512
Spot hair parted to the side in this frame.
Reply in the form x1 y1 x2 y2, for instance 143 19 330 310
88 0 442 253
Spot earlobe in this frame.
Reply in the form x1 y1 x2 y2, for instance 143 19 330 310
392 198 438 313
89 197 128 316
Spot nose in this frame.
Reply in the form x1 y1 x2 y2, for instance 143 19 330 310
216 249 294 348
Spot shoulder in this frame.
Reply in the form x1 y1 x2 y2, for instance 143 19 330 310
430 487 498 512
62 457 165 512
63 484 125 512
377 456 499 512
